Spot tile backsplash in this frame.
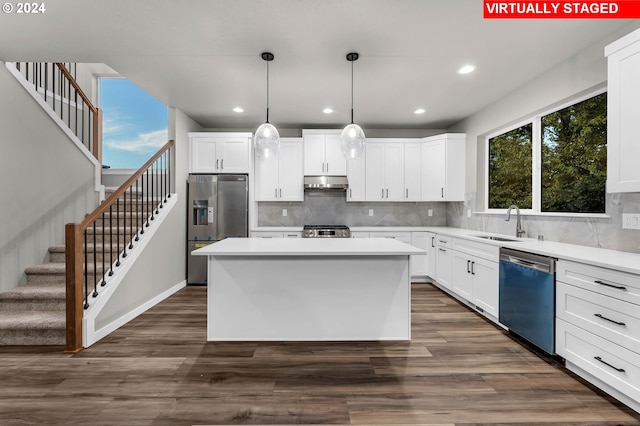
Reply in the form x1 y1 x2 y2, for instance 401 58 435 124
447 192 640 254
257 190 447 227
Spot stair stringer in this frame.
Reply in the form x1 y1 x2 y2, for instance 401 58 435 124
5 62 104 199
82 194 185 347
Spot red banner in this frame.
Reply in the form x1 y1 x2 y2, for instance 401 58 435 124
484 0 640 18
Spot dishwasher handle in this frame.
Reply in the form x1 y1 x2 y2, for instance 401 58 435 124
500 249 554 274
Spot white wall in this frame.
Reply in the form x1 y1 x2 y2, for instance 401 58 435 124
447 22 640 253
93 107 202 329
0 62 99 292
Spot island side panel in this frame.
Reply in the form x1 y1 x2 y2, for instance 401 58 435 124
206 255 411 341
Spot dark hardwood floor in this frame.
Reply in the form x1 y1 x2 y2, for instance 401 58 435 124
1 282 639 425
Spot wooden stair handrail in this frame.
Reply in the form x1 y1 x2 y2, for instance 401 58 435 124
55 63 98 114
66 139 174 353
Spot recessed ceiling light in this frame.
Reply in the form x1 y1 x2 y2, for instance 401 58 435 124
323 107 334 114
457 64 477 75
414 108 426 115
232 107 244 113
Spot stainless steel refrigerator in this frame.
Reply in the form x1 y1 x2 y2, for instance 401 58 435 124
187 174 248 284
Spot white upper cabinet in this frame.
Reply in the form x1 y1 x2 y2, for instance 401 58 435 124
421 134 465 201
365 140 405 201
302 130 347 176
254 138 303 201
188 132 251 174
606 28 640 193
347 154 366 202
404 142 422 201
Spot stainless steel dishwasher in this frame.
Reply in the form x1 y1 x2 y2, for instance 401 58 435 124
499 248 556 354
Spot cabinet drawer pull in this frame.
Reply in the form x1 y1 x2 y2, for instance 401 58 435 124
594 356 626 373
594 313 626 326
439 248 447 252
594 280 627 291
438 239 447 244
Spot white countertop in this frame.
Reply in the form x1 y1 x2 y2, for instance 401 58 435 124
192 237 425 256
250 225 640 275
423 226 640 275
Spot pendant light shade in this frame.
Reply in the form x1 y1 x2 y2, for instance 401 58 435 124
341 52 365 160
254 52 280 159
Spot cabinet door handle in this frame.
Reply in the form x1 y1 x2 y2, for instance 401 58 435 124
349 188 352 198
326 162 329 173
594 280 627 291
471 261 475 275
322 162 325 173
386 188 389 198
594 356 625 373
279 188 282 198
381 188 384 199
275 188 278 198
594 313 626 326
431 236 435 248
406 188 408 198
441 187 444 198
216 159 219 170
220 159 224 170
467 260 471 273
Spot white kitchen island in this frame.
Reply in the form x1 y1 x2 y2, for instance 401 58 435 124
192 237 424 341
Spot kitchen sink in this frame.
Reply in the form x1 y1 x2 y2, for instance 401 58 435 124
473 235 520 242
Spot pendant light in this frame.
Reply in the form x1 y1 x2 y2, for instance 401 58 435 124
341 52 365 159
254 52 280 159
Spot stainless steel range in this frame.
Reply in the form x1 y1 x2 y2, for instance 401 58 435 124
302 225 351 238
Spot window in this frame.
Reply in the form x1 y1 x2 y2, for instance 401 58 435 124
486 92 607 214
488 124 532 209
100 78 168 169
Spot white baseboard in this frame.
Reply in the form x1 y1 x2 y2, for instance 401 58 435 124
84 279 186 347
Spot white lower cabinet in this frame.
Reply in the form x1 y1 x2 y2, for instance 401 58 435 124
358 231 427 278
434 236 453 290
425 232 436 279
556 259 640 412
449 239 499 318
251 231 284 238
410 232 429 277
350 231 370 238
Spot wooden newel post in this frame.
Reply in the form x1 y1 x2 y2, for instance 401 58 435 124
65 223 84 353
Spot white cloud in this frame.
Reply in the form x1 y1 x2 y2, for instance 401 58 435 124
104 128 169 153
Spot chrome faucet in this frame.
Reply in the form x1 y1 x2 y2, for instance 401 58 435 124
505 205 525 238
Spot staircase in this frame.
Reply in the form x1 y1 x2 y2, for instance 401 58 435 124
0 188 146 346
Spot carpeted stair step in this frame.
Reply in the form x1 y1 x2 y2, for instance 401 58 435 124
0 311 65 345
50 243 139 263
25 262 106 285
0 282 65 311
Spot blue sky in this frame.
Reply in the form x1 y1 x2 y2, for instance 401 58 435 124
100 79 168 169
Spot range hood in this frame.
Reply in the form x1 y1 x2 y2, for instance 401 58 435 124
304 175 349 190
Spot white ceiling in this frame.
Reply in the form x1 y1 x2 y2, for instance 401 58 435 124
0 0 637 130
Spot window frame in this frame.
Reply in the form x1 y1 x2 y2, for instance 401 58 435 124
484 88 609 218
